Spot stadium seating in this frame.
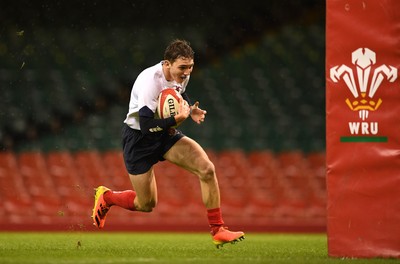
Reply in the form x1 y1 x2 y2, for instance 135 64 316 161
0 23 325 153
0 19 326 231
0 149 326 231
0 152 32 225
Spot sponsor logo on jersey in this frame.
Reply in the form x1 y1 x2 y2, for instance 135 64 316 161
149 126 163 133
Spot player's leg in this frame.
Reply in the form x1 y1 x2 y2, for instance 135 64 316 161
164 136 220 209
129 167 158 212
92 125 159 228
98 168 158 213
163 136 244 247
92 168 157 228
92 185 138 229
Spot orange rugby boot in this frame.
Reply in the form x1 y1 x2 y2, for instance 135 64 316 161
92 186 111 229
212 226 245 248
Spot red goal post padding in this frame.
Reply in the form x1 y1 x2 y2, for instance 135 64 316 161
326 0 400 258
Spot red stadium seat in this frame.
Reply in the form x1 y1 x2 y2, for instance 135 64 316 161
18 152 58 199
5 197 36 224
304 152 327 217
46 151 86 196
306 151 326 193
276 151 312 200
0 152 29 200
215 150 251 209
247 150 285 207
74 150 109 188
46 151 93 219
101 150 131 190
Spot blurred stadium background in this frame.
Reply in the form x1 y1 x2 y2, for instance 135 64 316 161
0 0 326 231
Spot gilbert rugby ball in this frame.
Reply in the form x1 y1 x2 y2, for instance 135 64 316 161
157 88 182 119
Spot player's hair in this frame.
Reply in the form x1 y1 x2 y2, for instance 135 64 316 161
164 39 194 63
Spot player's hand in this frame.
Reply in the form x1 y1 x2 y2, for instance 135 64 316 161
190 101 207 124
174 99 190 125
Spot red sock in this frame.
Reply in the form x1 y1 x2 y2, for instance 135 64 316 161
207 208 224 235
104 190 136 211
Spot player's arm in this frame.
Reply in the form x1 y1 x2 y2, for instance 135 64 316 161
139 103 190 134
139 106 176 134
181 92 192 106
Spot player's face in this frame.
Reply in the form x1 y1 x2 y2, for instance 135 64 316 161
165 57 194 84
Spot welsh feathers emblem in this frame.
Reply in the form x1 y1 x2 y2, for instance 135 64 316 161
330 48 397 120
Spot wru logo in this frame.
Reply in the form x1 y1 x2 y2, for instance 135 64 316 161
330 48 397 120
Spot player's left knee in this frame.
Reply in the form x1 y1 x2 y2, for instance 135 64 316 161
198 160 216 182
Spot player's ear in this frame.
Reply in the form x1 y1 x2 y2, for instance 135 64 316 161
163 60 171 68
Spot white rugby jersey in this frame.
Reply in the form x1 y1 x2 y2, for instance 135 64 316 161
124 62 189 130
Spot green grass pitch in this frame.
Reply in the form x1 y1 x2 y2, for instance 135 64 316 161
0 232 397 264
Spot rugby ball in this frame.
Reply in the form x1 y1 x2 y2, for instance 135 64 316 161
157 88 182 119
